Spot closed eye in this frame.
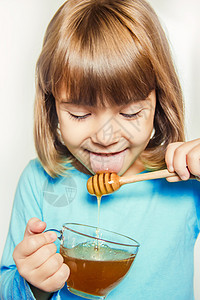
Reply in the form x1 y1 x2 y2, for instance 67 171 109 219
120 111 142 119
68 112 91 121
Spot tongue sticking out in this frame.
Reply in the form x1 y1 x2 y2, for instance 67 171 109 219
90 150 127 174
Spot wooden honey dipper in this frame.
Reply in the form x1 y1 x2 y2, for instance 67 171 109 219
87 169 196 197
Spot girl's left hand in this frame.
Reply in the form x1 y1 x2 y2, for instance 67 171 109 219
165 138 200 182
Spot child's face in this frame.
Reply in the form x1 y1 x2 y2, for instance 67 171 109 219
56 90 156 176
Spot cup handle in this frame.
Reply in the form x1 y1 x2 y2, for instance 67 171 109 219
45 229 62 240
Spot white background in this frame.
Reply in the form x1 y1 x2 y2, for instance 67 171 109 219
0 0 200 298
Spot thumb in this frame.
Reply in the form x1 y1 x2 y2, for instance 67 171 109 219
24 217 46 238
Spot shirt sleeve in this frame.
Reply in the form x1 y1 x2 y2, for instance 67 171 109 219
0 160 60 300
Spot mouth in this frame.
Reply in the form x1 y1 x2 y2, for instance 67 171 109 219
88 149 127 156
88 149 128 174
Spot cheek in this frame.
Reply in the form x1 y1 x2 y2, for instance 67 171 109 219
59 120 88 148
126 117 154 146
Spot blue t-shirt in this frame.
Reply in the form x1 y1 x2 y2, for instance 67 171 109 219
0 159 200 300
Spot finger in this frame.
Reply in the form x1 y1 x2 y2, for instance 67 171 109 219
33 253 64 282
16 231 57 258
166 175 182 183
25 243 57 269
172 140 200 180
186 143 200 177
24 218 46 238
173 147 190 180
40 263 70 293
165 142 183 172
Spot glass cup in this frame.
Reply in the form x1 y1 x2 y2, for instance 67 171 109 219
50 223 139 299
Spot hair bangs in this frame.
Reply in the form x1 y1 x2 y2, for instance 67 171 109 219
50 1 156 106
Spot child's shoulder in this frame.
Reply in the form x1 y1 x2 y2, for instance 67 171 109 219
19 158 48 180
157 176 200 201
164 177 200 191
16 159 49 192
19 158 89 185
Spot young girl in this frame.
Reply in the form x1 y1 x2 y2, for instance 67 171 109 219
1 0 200 299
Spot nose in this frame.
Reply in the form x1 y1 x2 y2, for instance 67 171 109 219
91 117 122 146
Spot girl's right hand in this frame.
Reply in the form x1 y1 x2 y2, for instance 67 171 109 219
13 218 70 293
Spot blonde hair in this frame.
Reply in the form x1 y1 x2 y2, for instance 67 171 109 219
34 0 185 177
